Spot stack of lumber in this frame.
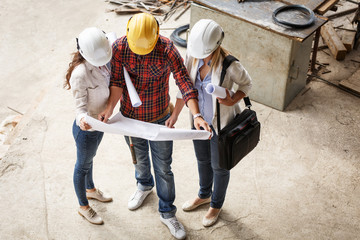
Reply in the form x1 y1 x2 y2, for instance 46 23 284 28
317 0 360 60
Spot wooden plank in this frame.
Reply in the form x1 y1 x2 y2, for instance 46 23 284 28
327 7 358 19
113 7 143 14
342 31 356 52
320 22 347 60
316 0 339 15
278 0 326 11
339 69 360 95
193 0 327 42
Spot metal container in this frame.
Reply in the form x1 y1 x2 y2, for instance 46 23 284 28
191 1 326 111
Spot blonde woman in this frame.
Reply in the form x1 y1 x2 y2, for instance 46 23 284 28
166 19 252 227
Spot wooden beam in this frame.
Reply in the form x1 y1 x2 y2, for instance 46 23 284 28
339 69 360 95
320 22 347 60
327 7 358 19
316 0 339 15
342 31 356 52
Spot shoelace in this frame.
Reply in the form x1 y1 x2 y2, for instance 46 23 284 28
87 208 97 218
169 218 182 231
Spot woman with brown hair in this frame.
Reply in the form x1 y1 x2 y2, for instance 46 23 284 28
166 19 252 227
65 27 113 225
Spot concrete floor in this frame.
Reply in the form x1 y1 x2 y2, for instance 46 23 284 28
0 0 359 239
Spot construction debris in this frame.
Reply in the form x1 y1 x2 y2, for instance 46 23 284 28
106 0 190 22
339 68 360 95
0 115 22 144
316 0 360 60
320 22 347 60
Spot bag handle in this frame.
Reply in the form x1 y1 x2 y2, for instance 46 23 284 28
216 55 252 132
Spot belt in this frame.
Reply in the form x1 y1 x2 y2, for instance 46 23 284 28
150 102 174 123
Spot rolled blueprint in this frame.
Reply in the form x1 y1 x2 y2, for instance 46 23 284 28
106 32 117 46
124 67 142 107
205 83 234 99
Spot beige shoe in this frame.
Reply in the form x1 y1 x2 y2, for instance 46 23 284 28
78 207 103 225
86 189 112 202
202 209 221 227
182 197 211 211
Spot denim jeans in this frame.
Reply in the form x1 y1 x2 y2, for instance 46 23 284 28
124 114 176 219
72 120 104 206
193 126 230 209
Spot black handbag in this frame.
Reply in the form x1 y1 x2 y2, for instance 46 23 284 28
217 55 261 170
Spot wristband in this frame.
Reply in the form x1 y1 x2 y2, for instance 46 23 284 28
193 113 203 120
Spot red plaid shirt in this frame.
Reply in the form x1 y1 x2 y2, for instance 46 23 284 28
110 35 198 122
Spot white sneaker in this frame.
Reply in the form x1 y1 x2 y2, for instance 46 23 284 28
78 206 103 225
160 216 186 240
86 188 113 202
128 189 152 210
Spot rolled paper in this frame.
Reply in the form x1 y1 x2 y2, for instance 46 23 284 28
205 83 234 99
124 67 142 107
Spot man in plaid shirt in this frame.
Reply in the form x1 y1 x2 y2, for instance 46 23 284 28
99 13 210 239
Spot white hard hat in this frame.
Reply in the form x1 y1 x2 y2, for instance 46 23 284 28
77 27 112 67
187 19 224 59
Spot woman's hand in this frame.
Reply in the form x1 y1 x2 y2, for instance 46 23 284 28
194 116 211 133
218 89 246 106
80 117 92 131
217 89 236 106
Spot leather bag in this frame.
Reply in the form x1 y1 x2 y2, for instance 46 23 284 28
217 55 260 170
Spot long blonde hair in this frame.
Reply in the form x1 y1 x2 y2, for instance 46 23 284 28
210 46 230 70
64 51 85 90
192 46 230 70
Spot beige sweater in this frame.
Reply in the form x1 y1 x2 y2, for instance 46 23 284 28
70 61 110 126
178 54 252 133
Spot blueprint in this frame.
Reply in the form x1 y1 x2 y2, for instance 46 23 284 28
85 112 211 141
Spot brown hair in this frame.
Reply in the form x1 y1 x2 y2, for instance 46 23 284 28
64 51 85 90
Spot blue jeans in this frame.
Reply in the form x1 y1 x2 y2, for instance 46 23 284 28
124 114 176 219
193 126 230 209
72 120 104 206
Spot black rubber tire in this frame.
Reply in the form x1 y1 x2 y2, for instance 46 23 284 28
272 4 315 28
170 24 190 48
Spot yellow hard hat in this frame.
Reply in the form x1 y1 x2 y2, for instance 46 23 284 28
126 13 159 55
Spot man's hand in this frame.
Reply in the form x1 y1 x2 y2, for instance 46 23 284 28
98 86 123 122
98 107 113 122
165 114 178 128
194 116 211 133
80 117 92 131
